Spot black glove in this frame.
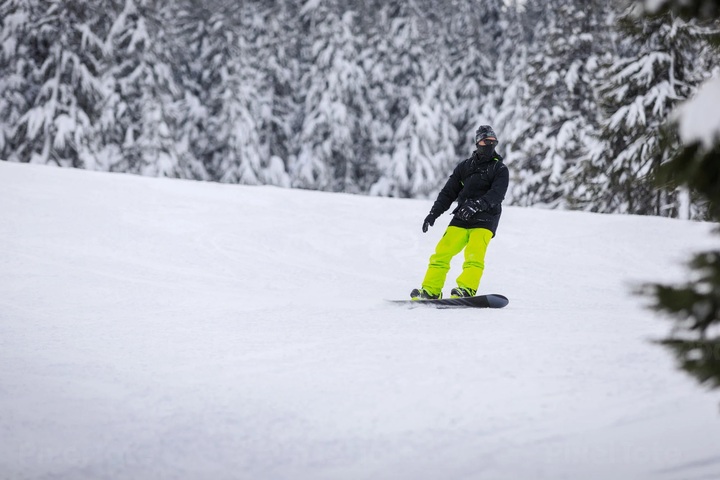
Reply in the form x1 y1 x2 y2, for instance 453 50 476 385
422 214 436 233
454 198 489 221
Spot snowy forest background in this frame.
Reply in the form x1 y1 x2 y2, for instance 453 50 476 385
2 0 719 218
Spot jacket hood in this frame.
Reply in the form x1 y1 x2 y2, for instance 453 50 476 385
469 150 502 170
472 149 502 161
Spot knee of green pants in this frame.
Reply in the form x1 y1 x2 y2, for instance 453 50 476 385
422 227 470 295
456 228 492 291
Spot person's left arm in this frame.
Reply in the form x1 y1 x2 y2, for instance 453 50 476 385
479 162 509 210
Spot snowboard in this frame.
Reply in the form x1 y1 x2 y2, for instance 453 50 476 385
389 294 509 309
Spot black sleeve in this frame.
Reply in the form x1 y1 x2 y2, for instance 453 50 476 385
429 164 463 218
481 163 509 209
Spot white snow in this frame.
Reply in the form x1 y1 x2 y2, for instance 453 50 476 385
2 161 720 480
676 75 720 149
644 0 668 13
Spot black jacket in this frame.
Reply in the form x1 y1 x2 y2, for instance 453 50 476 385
429 150 509 236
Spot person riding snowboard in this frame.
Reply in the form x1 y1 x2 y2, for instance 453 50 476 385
411 125 509 300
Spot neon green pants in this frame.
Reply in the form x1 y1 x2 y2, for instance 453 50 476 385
422 226 493 296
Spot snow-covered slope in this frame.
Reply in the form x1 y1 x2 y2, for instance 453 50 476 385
2 161 719 480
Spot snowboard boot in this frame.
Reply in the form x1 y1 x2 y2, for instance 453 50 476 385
410 288 442 300
450 287 475 298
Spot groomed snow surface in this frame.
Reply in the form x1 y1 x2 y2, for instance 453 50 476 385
2 161 720 480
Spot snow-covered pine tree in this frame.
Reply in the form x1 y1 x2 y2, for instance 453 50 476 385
385 68 459 198
444 0 506 156
638 0 720 391
170 1 287 185
492 1 532 194
256 0 302 184
357 1 400 196
157 0 214 181
292 1 374 193
588 7 712 216
502 0 613 209
1 0 108 167
370 2 458 198
100 0 189 178
0 0 32 162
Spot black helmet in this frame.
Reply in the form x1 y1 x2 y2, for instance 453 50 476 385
475 125 498 144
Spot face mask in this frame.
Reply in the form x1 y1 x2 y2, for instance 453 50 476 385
476 143 496 157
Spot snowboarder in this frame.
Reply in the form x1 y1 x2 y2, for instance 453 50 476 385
411 125 509 300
